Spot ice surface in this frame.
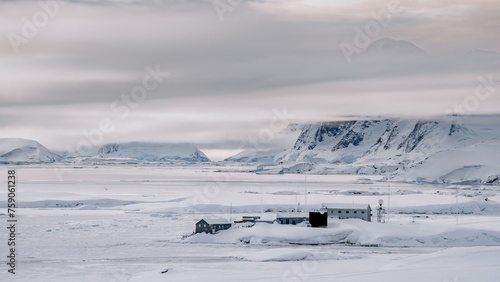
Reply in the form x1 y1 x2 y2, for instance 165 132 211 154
1 167 500 281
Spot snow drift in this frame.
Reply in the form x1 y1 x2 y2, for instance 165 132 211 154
185 219 500 248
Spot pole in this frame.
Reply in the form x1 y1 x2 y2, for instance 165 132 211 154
304 171 308 208
456 186 459 225
295 193 298 212
387 183 391 222
260 186 263 216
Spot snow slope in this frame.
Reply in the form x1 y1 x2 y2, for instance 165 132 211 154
0 138 60 163
398 139 500 184
185 219 500 247
3 167 500 281
224 148 287 163
364 38 428 57
93 142 211 163
254 115 500 184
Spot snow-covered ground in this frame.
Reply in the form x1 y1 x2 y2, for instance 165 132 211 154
1 166 500 281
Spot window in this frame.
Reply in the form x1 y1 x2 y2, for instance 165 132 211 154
346 211 349 214
362 211 365 214
338 211 341 213
198 224 201 227
204 224 207 228
354 211 357 214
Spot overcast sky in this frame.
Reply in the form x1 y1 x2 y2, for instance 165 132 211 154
1 0 499 160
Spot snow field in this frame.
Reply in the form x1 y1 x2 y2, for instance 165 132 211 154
0 167 499 281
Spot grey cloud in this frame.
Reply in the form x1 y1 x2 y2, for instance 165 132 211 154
1 0 499 159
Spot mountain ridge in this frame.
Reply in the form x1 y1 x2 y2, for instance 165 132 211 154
0 138 60 164
93 142 211 163
236 115 500 185
0 139 211 164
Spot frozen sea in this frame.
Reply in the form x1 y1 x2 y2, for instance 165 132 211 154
1 166 500 281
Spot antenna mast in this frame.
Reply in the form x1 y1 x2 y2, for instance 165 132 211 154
456 186 459 225
230 202 232 222
387 183 391 222
304 164 308 208
377 199 385 223
260 186 263 216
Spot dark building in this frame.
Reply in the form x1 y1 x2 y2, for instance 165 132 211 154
242 216 261 222
309 211 328 228
195 218 232 234
234 216 264 224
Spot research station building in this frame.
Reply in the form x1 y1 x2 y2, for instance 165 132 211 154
195 218 232 234
322 203 372 222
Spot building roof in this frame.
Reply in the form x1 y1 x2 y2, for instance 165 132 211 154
200 218 230 225
242 216 261 219
322 203 371 210
276 212 309 218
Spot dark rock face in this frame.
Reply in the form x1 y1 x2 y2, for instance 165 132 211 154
293 121 355 151
189 150 211 163
332 129 364 151
486 175 500 184
286 117 485 167
98 144 120 155
398 121 439 153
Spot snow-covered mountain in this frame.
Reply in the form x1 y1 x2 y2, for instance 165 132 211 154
224 149 287 163
255 116 500 184
0 138 60 163
364 38 427 57
2 115 498 185
281 118 482 163
93 142 211 163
